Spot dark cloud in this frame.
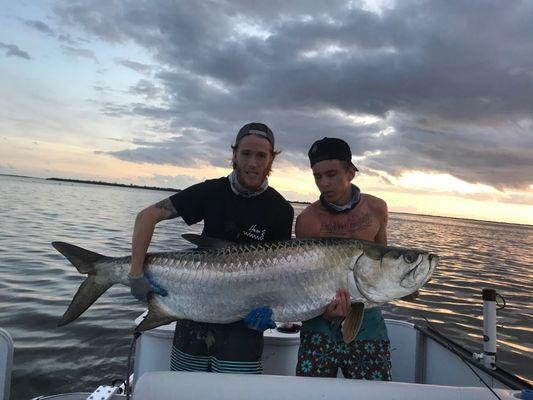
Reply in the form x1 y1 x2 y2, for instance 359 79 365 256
0 42 31 60
58 33 79 45
105 128 231 168
104 137 129 143
116 59 154 75
128 79 162 98
56 0 533 190
21 18 87 46
23 19 55 35
93 81 113 93
61 45 99 63
96 102 133 118
360 113 533 189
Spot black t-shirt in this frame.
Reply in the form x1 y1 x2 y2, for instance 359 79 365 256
169 177 293 243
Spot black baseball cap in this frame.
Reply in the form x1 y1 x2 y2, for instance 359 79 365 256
308 137 358 170
234 122 275 148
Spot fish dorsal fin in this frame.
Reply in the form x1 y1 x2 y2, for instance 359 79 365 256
342 303 365 343
182 234 235 249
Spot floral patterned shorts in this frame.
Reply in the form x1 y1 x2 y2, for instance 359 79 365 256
296 331 392 380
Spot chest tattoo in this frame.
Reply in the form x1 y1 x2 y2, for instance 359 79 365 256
320 212 372 234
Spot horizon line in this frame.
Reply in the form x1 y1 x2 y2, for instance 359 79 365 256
1 173 531 228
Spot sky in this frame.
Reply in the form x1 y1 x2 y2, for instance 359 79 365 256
1 0 532 225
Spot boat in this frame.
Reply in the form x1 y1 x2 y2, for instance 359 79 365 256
0 329 13 400
0 289 531 399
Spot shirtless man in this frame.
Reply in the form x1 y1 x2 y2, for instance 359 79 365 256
295 137 416 380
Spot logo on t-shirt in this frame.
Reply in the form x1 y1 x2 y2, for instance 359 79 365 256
242 224 267 241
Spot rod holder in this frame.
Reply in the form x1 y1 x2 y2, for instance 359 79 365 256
482 288 497 370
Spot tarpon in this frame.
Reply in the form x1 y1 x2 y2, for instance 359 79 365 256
52 235 438 341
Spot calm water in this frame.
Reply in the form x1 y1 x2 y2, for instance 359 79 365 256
0 175 531 399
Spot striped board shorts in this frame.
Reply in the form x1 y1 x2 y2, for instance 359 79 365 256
170 319 263 373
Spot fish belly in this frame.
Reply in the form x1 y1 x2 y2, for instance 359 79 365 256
146 248 352 323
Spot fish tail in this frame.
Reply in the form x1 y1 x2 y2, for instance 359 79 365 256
52 241 113 326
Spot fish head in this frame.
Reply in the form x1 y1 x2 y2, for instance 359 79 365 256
352 243 438 304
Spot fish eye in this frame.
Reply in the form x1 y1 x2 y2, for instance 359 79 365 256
403 252 417 263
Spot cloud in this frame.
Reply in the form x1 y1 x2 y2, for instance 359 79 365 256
93 81 113 93
21 18 87 46
115 58 154 75
102 127 232 168
61 45 99 63
359 113 533 190
55 0 533 190
23 19 55 36
128 79 162 99
0 42 31 60
58 33 79 45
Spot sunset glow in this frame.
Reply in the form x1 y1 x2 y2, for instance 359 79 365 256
1 1 532 225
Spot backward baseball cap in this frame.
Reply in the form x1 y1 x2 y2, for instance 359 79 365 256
234 122 275 148
308 137 358 171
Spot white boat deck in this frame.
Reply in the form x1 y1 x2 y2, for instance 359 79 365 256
133 316 522 388
1 318 529 400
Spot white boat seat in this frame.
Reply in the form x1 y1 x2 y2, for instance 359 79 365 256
132 371 518 400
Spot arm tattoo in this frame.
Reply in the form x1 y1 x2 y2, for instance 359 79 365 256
155 198 178 218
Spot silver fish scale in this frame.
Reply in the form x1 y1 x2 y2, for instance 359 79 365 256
138 238 364 323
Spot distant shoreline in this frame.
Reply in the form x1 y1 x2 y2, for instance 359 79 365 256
46 177 182 193
1 173 530 226
42 177 311 204
0 174 311 204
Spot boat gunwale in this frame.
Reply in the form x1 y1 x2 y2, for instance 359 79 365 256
414 324 532 390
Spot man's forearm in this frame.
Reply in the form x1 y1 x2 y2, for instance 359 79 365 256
130 212 156 276
130 198 179 276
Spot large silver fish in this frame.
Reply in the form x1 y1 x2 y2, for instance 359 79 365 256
53 235 438 340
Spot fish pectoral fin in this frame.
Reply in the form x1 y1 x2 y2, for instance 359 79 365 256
134 305 178 332
181 234 235 249
329 317 343 341
342 303 365 344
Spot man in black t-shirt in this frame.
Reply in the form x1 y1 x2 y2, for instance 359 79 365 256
128 122 294 373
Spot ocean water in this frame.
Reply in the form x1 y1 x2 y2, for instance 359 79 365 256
0 175 531 399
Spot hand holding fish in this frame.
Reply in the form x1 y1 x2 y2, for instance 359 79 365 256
244 306 276 332
323 288 351 321
128 273 168 302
